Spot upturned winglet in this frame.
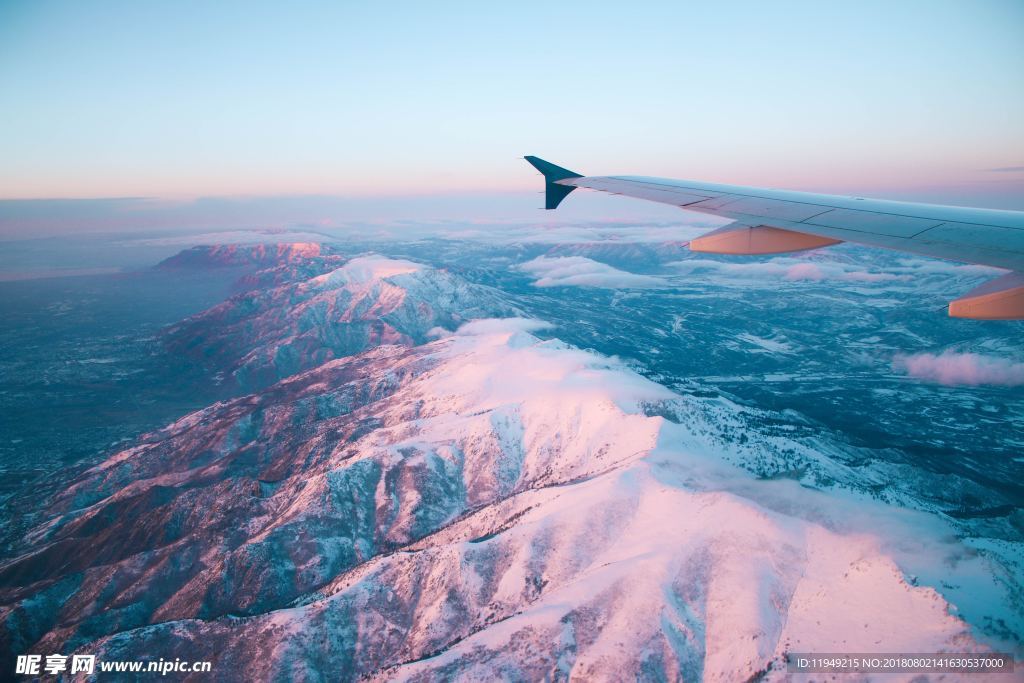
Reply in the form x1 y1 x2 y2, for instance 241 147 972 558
524 156 583 210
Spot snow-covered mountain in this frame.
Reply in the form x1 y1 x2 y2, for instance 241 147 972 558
1 241 1020 681
164 253 518 389
1 316 1016 680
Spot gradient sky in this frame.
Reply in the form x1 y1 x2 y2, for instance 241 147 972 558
1 0 1022 204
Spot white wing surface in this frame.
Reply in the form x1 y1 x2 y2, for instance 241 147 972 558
525 156 1024 319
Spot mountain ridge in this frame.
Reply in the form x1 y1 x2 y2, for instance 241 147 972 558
1 242 1019 680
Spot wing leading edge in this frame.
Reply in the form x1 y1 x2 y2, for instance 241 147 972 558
523 156 1024 320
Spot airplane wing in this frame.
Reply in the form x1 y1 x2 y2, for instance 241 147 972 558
524 156 1024 320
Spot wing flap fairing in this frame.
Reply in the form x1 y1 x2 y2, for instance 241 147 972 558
948 272 1024 320
689 225 842 255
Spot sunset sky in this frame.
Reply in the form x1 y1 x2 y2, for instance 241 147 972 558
1 0 1022 208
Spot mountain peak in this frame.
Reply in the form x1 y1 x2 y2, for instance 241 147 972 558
308 254 424 287
164 254 519 389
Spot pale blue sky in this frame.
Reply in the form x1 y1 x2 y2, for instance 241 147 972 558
1 0 1022 202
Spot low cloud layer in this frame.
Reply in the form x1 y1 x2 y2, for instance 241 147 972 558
123 229 332 247
893 351 1024 386
454 318 553 336
670 257 908 283
892 259 1005 278
519 256 666 288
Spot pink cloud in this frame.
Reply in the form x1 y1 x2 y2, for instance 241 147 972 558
784 263 825 281
842 270 904 282
893 351 1024 386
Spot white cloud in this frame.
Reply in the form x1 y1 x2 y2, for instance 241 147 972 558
893 259 1006 278
669 257 908 283
418 219 715 246
454 318 553 336
425 326 452 339
893 351 1024 386
782 263 825 281
519 256 666 289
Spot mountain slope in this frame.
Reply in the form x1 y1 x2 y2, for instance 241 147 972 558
164 254 518 389
1 319 1013 681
